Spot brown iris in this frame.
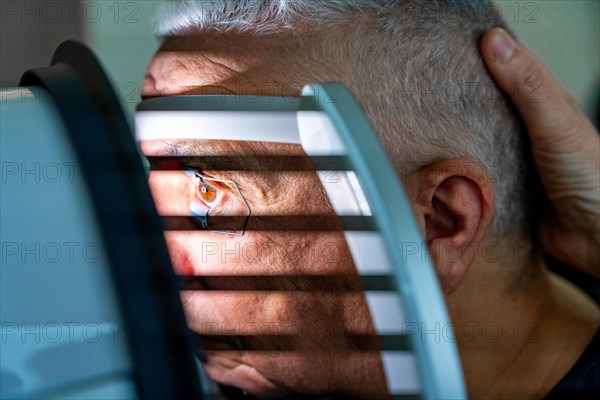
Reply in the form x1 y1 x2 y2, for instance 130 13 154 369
197 181 218 204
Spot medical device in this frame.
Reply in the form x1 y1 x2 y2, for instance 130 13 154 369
1 41 201 399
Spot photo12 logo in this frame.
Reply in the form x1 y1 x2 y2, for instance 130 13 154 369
1 162 80 184
1 241 103 264
1 1 140 24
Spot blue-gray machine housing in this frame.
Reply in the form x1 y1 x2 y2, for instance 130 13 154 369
1 41 466 399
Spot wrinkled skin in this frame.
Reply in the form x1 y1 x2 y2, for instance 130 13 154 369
141 138 389 398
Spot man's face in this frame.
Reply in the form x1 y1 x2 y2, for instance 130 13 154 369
140 36 388 398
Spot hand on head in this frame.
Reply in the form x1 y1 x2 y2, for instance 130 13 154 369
481 28 600 276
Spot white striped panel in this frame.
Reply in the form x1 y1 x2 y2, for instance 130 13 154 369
135 111 301 143
382 352 422 393
345 231 392 275
366 292 407 334
319 171 363 215
365 292 422 393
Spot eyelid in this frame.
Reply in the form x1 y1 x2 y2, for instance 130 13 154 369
185 168 229 214
198 171 244 197
197 173 232 197
185 167 251 235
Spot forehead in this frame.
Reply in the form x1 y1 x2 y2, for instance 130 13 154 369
143 33 322 98
140 33 338 165
140 139 303 157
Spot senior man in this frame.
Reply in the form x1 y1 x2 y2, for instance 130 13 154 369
140 1 599 398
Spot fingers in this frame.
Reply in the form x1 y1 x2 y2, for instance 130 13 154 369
539 217 600 278
482 27 600 274
480 28 583 146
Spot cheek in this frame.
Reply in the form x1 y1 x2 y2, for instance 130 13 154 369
181 290 291 335
139 140 170 156
164 231 286 276
148 171 194 216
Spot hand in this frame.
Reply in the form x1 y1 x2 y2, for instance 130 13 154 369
480 28 600 277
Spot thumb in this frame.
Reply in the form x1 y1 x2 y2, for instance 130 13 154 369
480 28 582 147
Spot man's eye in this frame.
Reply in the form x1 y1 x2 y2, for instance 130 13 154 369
198 182 218 205
185 168 250 235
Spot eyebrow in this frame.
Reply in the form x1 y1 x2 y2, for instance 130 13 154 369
147 140 265 171
146 139 325 172
146 140 318 198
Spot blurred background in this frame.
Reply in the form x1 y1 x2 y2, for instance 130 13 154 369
1 0 599 122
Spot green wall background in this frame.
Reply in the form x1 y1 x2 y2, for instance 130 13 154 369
495 0 599 120
88 0 600 119
86 1 163 116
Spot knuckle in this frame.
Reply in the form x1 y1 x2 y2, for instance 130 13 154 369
520 57 543 88
554 116 579 138
512 55 546 105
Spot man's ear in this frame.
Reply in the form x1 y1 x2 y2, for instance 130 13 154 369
403 158 495 295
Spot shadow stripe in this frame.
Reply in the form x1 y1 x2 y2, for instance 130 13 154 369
162 215 377 231
180 275 396 292
147 155 353 171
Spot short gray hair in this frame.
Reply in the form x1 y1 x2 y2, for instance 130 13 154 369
154 0 541 240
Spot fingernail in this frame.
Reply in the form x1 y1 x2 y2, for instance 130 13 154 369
491 29 516 64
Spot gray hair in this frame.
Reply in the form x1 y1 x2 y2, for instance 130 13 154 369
154 0 541 241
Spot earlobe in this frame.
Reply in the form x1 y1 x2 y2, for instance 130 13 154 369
405 159 495 295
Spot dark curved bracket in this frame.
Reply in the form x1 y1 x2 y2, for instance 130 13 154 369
20 40 202 400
